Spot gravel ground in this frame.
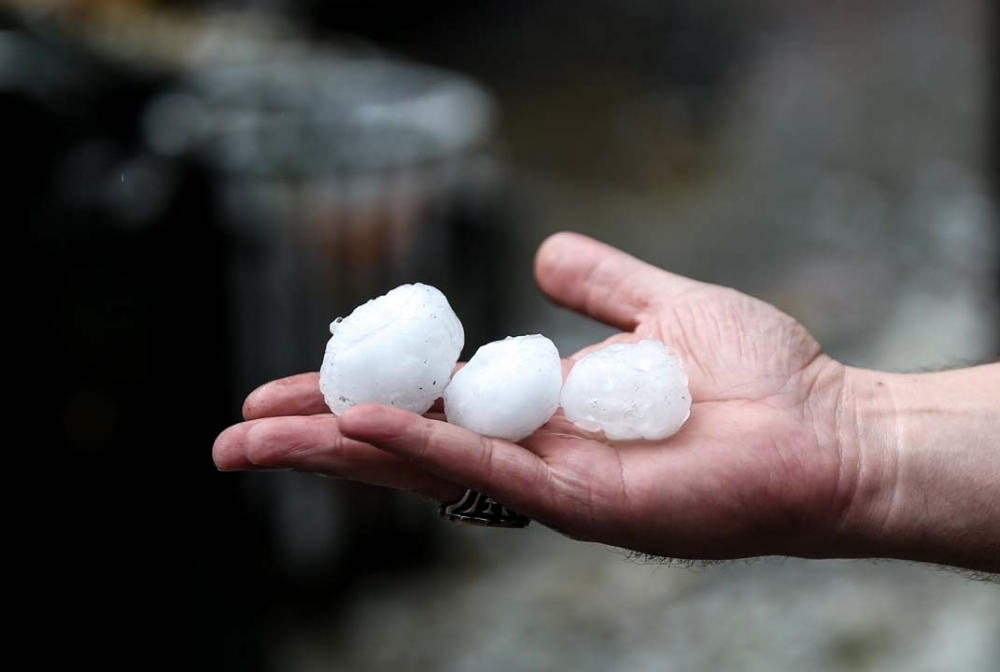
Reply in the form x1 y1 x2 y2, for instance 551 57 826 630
275 527 997 672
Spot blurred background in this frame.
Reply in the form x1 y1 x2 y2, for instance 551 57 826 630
10 0 997 670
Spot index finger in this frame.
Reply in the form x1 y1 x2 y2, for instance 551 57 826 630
338 404 558 521
242 364 468 421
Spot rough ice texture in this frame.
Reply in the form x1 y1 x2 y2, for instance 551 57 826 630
560 339 690 441
319 283 464 415
444 334 563 442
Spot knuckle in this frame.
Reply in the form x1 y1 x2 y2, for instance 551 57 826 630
475 434 497 482
245 421 316 466
413 419 437 460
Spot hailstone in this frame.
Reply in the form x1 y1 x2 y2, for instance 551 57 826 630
319 283 464 415
561 339 690 441
444 335 563 442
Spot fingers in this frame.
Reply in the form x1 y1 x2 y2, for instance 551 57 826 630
338 404 555 518
243 363 469 420
242 373 328 420
213 414 464 501
534 232 703 330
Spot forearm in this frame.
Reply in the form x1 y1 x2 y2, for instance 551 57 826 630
837 363 999 573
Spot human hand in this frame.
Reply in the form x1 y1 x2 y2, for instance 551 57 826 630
213 232 999 571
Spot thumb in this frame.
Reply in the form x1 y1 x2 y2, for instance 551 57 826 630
534 232 703 330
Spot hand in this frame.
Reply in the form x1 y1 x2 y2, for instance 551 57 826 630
213 232 998 570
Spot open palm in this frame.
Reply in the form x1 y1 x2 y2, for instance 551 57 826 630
214 232 856 561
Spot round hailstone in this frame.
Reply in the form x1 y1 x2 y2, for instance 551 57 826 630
444 335 563 442
561 339 690 441
319 283 464 415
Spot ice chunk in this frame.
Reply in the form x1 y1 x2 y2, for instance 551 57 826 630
560 339 690 441
444 334 563 442
319 283 464 415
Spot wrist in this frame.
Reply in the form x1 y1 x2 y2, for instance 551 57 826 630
834 364 999 572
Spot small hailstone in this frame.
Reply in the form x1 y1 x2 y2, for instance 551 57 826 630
561 339 690 441
319 283 464 415
444 335 563 442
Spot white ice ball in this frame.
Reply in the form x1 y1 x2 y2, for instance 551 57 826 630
560 339 690 441
444 334 563 442
319 283 464 415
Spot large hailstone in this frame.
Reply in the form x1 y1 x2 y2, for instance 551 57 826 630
444 335 563 442
319 283 464 415
561 339 690 441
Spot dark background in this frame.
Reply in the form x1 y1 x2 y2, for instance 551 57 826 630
8 1 997 670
